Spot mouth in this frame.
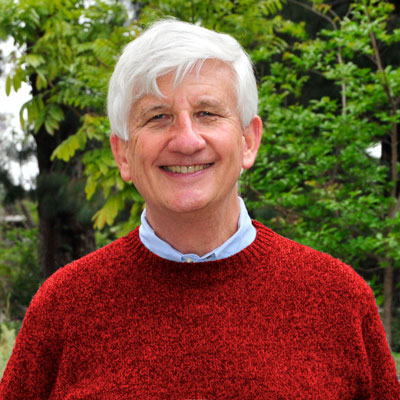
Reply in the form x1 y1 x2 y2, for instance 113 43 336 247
161 163 213 174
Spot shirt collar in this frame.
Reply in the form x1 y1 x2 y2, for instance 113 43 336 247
139 197 256 263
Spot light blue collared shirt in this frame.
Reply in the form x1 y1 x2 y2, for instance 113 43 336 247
139 197 256 263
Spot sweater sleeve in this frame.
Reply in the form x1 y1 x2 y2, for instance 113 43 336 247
361 288 400 399
0 273 66 400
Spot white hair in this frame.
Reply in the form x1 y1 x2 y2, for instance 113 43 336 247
107 19 258 140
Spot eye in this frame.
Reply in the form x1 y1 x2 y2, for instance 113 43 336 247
197 111 216 118
146 113 171 125
150 114 167 121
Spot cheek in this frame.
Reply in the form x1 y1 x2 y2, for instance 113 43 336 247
213 125 242 147
231 137 247 172
125 138 140 179
225 133 245 159
128 134 146 164
129 136 160 182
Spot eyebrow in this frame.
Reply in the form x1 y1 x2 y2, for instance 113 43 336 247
195 98 227 112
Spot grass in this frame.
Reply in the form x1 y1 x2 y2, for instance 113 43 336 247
0 322 18 380
392 352 400 375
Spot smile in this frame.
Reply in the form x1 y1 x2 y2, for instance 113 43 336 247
161 164 213 174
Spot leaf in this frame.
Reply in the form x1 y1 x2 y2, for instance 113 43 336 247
24 54 45 68
92 194 124 230
85 176 97 200
34 103 47 133
49 104 64 124
19 104 27 130
12 69 21 91
35 72 48 90
23 99 39 126
5 76 12 96
44 118 56 135
51 132 87 162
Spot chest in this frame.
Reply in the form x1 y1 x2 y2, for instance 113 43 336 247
50 274 370 399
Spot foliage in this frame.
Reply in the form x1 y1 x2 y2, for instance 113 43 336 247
245 0 398 267
1 0 128 128
0 0 141 238
140 0 287 50
0 204 41 321
242 0 400 343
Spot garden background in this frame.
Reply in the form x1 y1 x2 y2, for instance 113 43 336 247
1 0 400 376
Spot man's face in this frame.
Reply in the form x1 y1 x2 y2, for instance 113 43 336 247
111 60 261 219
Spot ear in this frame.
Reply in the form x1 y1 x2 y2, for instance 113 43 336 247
242 115 262 170
110 134 132 182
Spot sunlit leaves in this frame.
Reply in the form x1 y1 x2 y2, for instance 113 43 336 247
92 193 124 230
5 76 12 97
1 0 139 231
23 54 45 68
2 0 130 132
51 130 86 162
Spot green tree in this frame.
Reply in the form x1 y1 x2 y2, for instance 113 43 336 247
244 0 400 345
0 0 133 277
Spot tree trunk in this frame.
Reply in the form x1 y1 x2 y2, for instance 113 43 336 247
37 209 96 279
33 108 96 279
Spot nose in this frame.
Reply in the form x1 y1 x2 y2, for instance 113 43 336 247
167 111 206 154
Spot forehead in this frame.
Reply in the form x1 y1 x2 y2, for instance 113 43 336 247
132 60 236 113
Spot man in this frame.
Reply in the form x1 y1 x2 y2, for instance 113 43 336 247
1 19 399 399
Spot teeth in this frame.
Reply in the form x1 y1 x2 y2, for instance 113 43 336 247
163 164 211 174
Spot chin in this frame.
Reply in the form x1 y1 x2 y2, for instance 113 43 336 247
164 195 212 215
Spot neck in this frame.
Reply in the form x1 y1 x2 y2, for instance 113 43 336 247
145 196 241 256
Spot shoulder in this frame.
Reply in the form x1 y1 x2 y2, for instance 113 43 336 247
252 220 374 306
31 227 143 310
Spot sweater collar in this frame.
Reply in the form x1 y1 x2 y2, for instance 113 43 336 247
138 197 256 263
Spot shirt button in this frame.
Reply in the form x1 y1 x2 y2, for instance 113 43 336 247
184 257 193 263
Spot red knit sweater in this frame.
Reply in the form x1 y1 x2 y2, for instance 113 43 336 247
1 221 399 399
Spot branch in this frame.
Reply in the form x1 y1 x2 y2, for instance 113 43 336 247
355 265 383 273
20 200 35 229
287 0 347 111
390 122 398 199
95 56 111 69
337 50 347 113
365 53 378 68
287 0 338 30
367 19 399 204
369 30 395 110
394 95 400 110
388 194 400 219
